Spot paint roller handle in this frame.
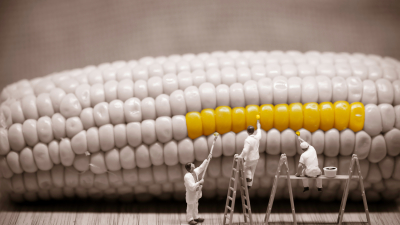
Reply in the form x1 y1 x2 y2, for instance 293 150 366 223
200 133 219 180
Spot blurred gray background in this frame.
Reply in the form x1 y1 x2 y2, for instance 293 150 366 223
1 0 400 90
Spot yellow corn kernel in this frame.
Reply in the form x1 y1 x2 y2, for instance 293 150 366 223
245 105 260 129
349 102 365 132
274 104 289 132
260 104 274 131
215 106 232 134
231 107 246 133
201 109 216 136
303 102 320 133
334 101 350 131
186 112 203 139
289 103 303 131
319 102 334 132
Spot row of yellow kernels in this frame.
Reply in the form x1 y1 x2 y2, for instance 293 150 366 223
186 101 364 139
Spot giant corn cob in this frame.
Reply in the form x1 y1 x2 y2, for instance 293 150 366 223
1 50 400 203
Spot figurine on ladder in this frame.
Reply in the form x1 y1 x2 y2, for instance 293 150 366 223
264 131 371 225
234 115 262 190
223 114 262 225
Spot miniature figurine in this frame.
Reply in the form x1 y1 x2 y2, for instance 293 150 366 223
295 133 323 192
184 153 212 225
234 115 261 190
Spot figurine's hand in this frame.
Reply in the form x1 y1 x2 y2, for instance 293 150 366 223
234 154 239 158
199 179 204 184
295 173 300 177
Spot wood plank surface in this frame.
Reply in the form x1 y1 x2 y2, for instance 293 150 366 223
1 196 400 225
278 175 360 180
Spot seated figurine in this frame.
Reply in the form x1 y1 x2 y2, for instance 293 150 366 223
295 137 323 192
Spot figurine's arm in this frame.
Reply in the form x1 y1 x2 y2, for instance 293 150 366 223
237 140 250 158
298 136 306 143
255 120 262 140
295 163 305 177
295 154 306 177
194 159 208 175
184 175 203 191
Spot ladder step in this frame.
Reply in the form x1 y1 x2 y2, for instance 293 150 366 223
225 214 230 220
243 204 249 210
229 187 235 192
226 206 232 211
228 196 233 201
231 177 235 182
232 168 237 173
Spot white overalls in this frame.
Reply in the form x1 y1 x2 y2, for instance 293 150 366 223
184 159 207 222
238 128 261 186
299 145 322 188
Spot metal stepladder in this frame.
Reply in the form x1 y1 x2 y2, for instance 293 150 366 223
264 154 371 225
223 157 253 225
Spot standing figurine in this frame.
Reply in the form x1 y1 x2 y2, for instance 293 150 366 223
234 115 261 190
184 154 212 225
295 132 323 192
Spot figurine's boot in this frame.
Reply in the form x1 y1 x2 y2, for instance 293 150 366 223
188 220 197 225
302 179 310 192
316 178 322 192
246 178 252 189
194 218 204 223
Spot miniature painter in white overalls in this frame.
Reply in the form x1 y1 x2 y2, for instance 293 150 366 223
184 154 211 225
235 119 261 189
295 137 323 192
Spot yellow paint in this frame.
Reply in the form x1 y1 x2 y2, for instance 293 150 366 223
319 102 334 131
186 101 363 139
289 103 303 131
334 101 350 131
349 102 364 132
231 107 246 133
303 102 320 133
274 104 289 132
201 109 216 136
245 105 260 129
260 104 274 131
215 106 232 135
186 112 203 139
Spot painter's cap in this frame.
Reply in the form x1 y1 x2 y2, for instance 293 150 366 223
300 142 309 149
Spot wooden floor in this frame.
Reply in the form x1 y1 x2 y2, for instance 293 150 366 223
1 196 400 225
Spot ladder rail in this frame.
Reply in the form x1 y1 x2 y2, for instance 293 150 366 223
338 155 356 225
264 154 285 223
355 156 371 225
230 160 240 224
223 157 238 225
238 158 253 224
238 159 248 223
223 157 253 225
283 159 297 225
